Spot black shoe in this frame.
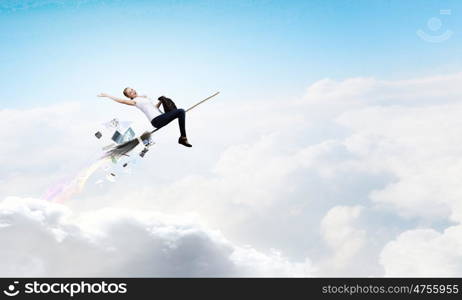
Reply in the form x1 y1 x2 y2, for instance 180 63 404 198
178 137 192 147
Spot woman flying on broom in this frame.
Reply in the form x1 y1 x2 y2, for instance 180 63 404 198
98 87 192 147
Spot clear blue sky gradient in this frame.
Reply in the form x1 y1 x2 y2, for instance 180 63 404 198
1 0 461 108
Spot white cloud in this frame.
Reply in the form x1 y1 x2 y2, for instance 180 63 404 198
303 73 462 109
321 206 364 257
3 72 462 276
338 103 462 221
318 205 367 275
0 197 313 277
307 73 462 276
380 226 462 277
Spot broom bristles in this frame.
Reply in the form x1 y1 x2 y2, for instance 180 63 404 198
104 138 140 158
104 131 151 159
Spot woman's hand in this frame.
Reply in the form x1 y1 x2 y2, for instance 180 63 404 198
96 93 134 106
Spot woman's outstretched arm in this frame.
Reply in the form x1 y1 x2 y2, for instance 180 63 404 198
98 93 135 106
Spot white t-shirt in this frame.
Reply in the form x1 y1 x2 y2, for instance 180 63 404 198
134 97 160 122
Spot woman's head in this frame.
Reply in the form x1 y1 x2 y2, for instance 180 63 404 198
123 87 138 99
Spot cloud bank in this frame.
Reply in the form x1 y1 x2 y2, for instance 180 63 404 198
2 72 462 276
0 197 313 277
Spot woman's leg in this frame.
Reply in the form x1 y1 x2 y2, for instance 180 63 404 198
151 108 187 137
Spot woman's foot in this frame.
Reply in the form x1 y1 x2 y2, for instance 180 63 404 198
178 136 192 147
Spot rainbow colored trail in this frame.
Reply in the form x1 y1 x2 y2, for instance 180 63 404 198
43 158 110 203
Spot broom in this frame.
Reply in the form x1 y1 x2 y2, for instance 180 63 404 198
105 92 220 158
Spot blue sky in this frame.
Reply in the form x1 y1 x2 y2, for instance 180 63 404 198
1 0 461 108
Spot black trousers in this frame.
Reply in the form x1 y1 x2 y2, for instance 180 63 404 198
151 108 187 137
